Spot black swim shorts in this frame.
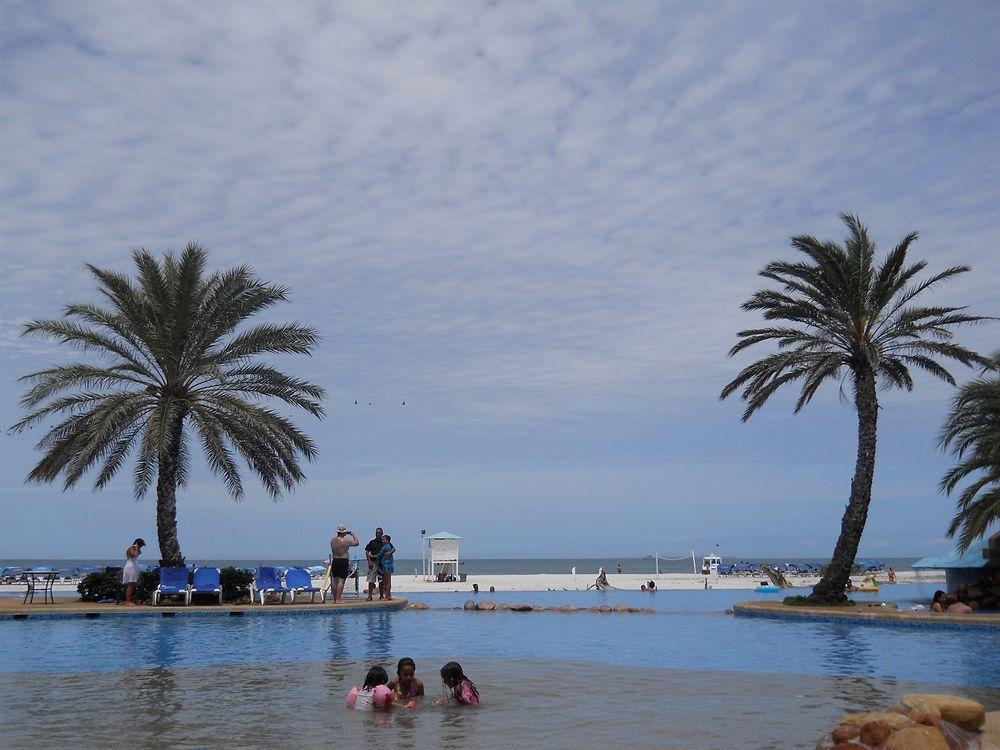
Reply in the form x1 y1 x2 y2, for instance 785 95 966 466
331 558 349 580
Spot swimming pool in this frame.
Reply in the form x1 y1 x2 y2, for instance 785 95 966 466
2 585 997 749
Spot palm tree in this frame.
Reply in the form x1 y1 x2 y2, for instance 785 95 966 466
940 352 1000 552
720 214 987 604
11 244 326 566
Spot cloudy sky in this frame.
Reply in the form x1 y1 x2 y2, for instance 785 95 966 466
1 1 997 562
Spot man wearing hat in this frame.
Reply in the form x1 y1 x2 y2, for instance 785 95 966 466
329 525 359 603
122 538 145 605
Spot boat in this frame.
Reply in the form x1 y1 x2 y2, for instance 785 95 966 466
755 580 781 593
701 554 722 576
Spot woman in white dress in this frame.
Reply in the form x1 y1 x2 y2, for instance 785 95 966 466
122 538 145 605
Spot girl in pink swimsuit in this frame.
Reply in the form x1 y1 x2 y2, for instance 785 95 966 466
438 661 480 705
347 666 393 711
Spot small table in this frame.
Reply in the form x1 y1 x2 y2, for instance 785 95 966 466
23 570 58 604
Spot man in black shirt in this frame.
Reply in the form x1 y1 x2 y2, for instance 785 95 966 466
365 526 384 601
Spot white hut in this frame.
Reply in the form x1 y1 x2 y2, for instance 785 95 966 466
427 531 462 581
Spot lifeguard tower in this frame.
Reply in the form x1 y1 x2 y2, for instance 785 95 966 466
426 531 462 581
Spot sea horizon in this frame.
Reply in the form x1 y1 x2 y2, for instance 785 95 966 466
0 555 925 574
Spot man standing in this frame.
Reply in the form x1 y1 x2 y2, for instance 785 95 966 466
365 527 384 601
329 525 359 603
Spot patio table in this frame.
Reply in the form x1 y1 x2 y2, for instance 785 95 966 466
23 570 58 604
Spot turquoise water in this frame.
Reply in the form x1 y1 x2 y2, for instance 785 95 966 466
2 584 997 749
2 585 998 686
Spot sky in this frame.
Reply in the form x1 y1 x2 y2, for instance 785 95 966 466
1 1 997 562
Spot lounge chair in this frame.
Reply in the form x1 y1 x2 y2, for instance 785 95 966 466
251 566 288 605
285 567 324 603
153 567 190 605
187 567 223 605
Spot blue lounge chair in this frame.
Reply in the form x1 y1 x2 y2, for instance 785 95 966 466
251 566 288 605
285 567 324 603
187 567 222 605
153 567 190 605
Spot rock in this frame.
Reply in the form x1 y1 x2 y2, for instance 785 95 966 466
509 604 533 612
598 605 612 613
463 599 476 610
613 605 630 612
830 743 866 750
531 605 543 611
475 600 496 611
839 712 914 730
585 606 600 613
859 719 892 746
884 725 949 750
831 724 860 742
496 603 510 610
901 694 985 731
559 604 576 612
903 701 941 726
407 602 429 610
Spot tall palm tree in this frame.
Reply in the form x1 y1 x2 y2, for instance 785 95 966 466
940 352 1000 552
12 244 326 566
720 214 987 604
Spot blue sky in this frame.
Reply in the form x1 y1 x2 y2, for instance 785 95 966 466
1 1 997 561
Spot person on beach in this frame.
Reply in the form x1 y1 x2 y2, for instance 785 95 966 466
378 534 396 601
641 580 656 592
122 538 145 605
365 527 384 601
436 661 480 705
887 567 896 583
616 562 623 574
388 657 425 705
587 567 610 590
329 525 359 604
930 590 947 613
347 666 393 710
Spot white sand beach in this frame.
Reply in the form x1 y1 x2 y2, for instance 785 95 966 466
0 569 942 598
387 569 943 593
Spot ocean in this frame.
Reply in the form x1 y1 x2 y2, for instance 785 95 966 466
0 556 923 573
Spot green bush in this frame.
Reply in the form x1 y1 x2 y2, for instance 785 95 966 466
220 566 254 603
78 569 160 603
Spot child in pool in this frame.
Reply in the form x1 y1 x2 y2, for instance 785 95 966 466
388 657 424 706
436 661 480 705
347 666 393 710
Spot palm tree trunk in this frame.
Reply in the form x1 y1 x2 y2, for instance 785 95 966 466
809 364 878 604
156 406 187 567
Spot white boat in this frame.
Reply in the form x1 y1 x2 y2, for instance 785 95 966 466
701 554 722 575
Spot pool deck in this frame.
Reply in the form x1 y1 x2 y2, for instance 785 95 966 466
734 600 1000 630
0 596 407 620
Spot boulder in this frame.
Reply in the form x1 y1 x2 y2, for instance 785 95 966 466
839 712 914 730
613 605 630 612
829 744 866 750
509 604 533 612
598 605 612 613
475 600 496 611
407 602 430 610
901 694 985 731
884 725 949 750
496 603 510 611
463 599 476 611
585 606 600 613
903 701 941 727
831 724 860 742
859 719 892 746
559 604 577 612
543 606 559 612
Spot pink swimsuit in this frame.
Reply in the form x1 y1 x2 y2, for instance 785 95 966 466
347 685 393 710
455 680 480 705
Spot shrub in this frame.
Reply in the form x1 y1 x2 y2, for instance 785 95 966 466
78 569 159 603
220 566 254 603
78 567 252 604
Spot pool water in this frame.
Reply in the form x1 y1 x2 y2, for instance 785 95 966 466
1 584 997 749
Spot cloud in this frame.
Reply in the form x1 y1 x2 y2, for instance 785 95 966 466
1 0 997 555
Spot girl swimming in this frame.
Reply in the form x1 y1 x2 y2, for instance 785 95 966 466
347 666 393 710
388 657 424 703
438 661 480 705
